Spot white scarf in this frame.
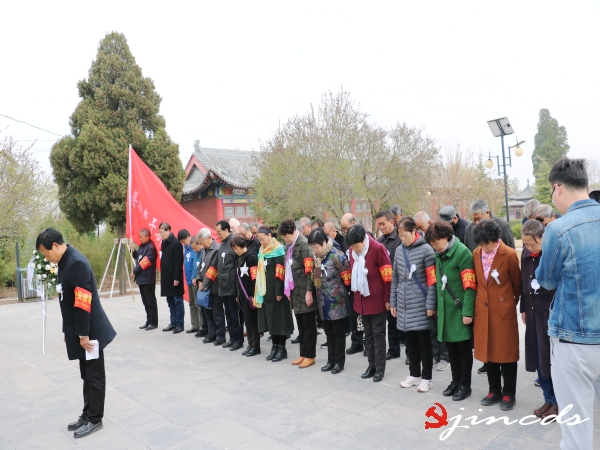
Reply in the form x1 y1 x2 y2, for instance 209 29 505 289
351 236 370 297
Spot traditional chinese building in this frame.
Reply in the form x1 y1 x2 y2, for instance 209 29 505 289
507 180 535 221
180 145 257 227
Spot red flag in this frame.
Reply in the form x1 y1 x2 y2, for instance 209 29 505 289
126 146 219 301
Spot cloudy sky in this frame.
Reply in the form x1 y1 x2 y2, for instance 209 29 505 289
2 1 598 191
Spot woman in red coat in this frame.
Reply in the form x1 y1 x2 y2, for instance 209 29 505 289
346 224 392 383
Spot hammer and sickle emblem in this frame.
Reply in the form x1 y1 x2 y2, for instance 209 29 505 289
424 402 448 429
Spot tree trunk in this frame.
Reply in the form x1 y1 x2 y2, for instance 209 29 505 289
117 223 127 295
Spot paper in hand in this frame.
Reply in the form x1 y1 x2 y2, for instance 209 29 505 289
85 340 100 360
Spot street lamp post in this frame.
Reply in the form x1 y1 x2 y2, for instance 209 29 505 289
486 117 524 222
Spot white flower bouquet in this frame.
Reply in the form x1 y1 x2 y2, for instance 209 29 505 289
30 249 58 287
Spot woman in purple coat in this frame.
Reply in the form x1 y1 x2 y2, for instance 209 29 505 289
520 219 557 420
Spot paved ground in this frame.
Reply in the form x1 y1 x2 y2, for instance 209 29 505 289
1 292 599 450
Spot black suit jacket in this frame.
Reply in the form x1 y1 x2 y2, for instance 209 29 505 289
160 233 184 297
57 245 116 360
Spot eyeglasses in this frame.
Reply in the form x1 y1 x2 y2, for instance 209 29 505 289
551 183 561 198
535 217 545 223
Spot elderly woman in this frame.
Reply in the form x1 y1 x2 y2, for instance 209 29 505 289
425 220 475 401
231 234 260 357
520 219 558 419
346 224 392 382
472 219 522 411
255 226 294 362
391 217 437 393
278 219 316 369
308 228 351 374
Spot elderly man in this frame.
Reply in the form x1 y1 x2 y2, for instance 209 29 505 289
390 205 403 226
299 217 312 237
239 222 260 253
130 228 158 331
464 199 515 252
229 218 240 235
324 221 346 253
340 213 356 234
159 223 185 334
414 211 432 233
196 228 222 344
522 199 541 224
534 204 561 227
312 218 325 230
438 206 471 244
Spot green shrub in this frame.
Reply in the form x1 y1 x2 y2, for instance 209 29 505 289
512 224 522 240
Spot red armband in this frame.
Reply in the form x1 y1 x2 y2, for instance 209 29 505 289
206 266 218 281
379 265 392 283
250 266 257 280
275 264 285 281
303 257 314 274
340 270 351 286
461 269 477 290
139 256 151 270
74 287 92 313
426 265 437 286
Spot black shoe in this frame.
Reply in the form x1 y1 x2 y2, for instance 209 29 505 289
331 364 344 374
271 346 288 362
203 337 215 343
320 342 328 349
321 363 334 372
173 326 184 334
145 324 157 331
443 382 460 397
373 370 384 382
500 395 516 411
197 330 208 337
452 386 472 401
139 322 149 329
73 421 103 439
291 337 300 344
186 328 199 334
386 353 398 361
361 367 376 379
477 363 488 374
214 340 226 346
67 416 86 431
162 325 175 332
230 342 243 351
481 392 503 406
266 345 278 360
246 347 261 357
222 341 234 348
346 346 364 355
242 345 252 356
195 331 203 338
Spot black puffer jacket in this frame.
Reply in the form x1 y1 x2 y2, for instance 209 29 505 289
132 240 157 285
217 233 237 297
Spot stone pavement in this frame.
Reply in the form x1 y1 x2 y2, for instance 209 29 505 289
1 293 599 450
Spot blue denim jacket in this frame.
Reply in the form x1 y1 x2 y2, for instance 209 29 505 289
536 199 600 343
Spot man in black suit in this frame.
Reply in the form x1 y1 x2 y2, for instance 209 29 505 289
37 228 116 439
159 222 185 334
130 228 158 331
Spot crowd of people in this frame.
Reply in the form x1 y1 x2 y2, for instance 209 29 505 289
126 157 600 450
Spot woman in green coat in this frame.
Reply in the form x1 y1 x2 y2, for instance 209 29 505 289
255 226 295 362
425 220 475 401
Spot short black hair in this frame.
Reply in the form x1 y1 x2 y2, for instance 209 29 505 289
231 234 248 248
398 216 417 233
177 229 191 241
549 157 588 191
216 220 230 232
375 210 394 222
346 224 366 246
473 219 501 245
425 220 454 243
159 222 171 231
312 218 325 228
36 228 64 250
308 228 328 246
278 219 296 236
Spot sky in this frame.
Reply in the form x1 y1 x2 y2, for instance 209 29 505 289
2 0 599 192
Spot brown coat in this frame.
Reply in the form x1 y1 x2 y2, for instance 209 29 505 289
472 241 521 363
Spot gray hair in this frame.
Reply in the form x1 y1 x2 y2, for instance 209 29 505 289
389 205 403 216
469 199 489 215
299 217 311 227
251 222 260 229
534 204 554 219
198 228 212 239
414 211 431 221
239 222 250 233
524 199 541 218
229 218 240 227
295 221 303 232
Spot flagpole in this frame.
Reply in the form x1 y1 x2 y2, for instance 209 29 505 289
128 145 135 302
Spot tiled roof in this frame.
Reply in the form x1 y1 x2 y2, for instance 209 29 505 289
183 147 257 194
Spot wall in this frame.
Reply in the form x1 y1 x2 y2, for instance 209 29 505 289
181 197 221 230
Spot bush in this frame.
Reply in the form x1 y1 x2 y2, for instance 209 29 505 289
512 224 522 240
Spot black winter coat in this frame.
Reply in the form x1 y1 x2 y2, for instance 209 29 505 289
247 236 261 255
235 251 258 304
159 233 184 297
57 245 116 360
217 233 237 297
464 214 515 252
197 240 220 292
132 240 157 285
453 215 471 245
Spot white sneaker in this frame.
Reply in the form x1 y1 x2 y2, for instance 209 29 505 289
436 360 450 371
400 375 421 388
417 379 433 393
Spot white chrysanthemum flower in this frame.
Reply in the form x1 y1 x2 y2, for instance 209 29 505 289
35 255 39 259
37 264 41 269
36 274 42 280
45 264 50 270
42 274 47 279
33 250 36 255
30 263 35 269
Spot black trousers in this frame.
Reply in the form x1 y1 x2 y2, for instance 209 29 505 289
296 311 317 358
348 295 364 349
271 335 287 347
487 361 518 396
222 295 244 344
387 311 403 357
446 339 473 387
363 311 387 371
241 297 259 349
405 329 433 380
79 350 106 424
431 318 449 362
204 295 225 341
138 284 158 326
323 318 346 366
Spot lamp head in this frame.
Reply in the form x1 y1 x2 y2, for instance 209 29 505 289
514 146 524 157
485 158 494 169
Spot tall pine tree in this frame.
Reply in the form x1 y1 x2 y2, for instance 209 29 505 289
51 32 184 235
532 108 569 204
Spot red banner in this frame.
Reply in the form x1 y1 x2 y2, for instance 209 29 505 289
126 146 219 301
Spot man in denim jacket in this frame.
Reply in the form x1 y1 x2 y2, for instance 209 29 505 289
536 157 600 450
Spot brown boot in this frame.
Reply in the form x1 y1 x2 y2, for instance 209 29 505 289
541 404 559 422
299 358 315 368
292 357 305 366
534 402 552 417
